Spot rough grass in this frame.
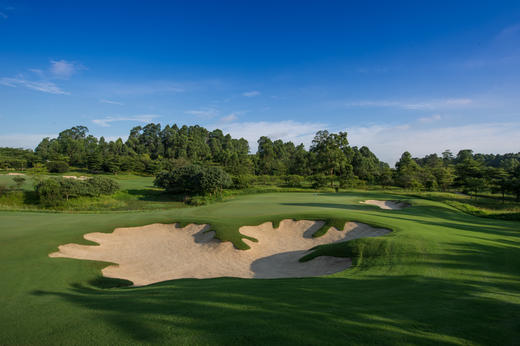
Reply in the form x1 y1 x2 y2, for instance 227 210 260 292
414 191 520 220
1 191 520 345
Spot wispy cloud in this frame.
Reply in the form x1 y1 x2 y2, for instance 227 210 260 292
0 60 84 95
107 81 185 95
50 59 82 79
0 11 7 19
0 133 57 148
0 77 69 95
347 121 520 165
100 99 124 106
242 90 260 97
185 108 219 118
220 113 238 123
92 114 159 127
357 66 389 74
418 114 442 123
342 98 473 110
497 23 520 39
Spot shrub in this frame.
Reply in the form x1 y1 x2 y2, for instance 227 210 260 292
35 177 120 206
310 174 328 189
232 175 254 189
27 163 48 175
86 176 120 196
284 175 304 188
46 161 69 173
35 179 65 206
0 184 8 196
199 166 232 195
12 176 26 189
154 165 231 196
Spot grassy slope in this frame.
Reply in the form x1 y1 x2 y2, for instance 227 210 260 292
0 173 186 211
0 191 519 345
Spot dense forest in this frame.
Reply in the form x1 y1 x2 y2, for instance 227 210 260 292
1 124 520 199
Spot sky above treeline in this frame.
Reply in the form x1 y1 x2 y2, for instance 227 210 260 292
1 0 519 164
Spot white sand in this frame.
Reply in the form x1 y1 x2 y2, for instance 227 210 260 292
49 220 391 286
361 200 409 210
62 175 89 180
6 173 25 176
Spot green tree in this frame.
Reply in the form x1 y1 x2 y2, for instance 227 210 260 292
46 161 69 173
12 176 26 189
310 130 349 187
455 151 484 195
395 152 423 189
87 152 103 173
35 179 64 206
155 165 231 196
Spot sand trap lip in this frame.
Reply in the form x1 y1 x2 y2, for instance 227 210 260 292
360 200 409 210
49 220 391 286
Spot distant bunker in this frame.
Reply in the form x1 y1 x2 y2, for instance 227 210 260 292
360 200 410 210
50 220 391 286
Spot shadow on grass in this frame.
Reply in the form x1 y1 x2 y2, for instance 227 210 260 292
28 194 520 344
22 190 39 205
126 189 184 202
31 272 520 345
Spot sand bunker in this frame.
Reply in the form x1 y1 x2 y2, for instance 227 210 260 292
361 200 409 210
5 172 25 176
62 175 90 180
49 220 390 286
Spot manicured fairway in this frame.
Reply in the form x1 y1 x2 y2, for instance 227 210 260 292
1 192 519 345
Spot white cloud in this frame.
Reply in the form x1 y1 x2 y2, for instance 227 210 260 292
343 98 473 110
0 133 57 149
217 120 326 152
0 11 7 19
108 81 185 95
445 98 471 105
242 90 260 97
0 60 84 95
92 114 159 127
50 60 79 79
100 99 124 106
347 122 520 165
497 23 520 39
220 113 238 123
185 108 219 118
418 114 442 123
343 100 400 107
28 68 45 78
0 77 69 95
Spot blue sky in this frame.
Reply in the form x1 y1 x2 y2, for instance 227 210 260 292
1 0 519 164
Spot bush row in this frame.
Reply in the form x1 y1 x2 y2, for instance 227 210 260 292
35 176 120 206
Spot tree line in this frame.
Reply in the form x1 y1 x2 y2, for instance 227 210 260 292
1 124 519 199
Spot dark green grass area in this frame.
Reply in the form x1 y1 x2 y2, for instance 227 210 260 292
1 192 520 344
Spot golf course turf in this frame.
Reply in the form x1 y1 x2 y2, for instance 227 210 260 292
1 191 519 344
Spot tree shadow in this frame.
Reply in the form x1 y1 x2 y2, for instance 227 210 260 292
22 190 39 205
31 272 520 345
126 189 184 202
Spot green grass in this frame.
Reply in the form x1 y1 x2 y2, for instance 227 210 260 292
413 191 520 220
0 173 187 211
1 191 519 345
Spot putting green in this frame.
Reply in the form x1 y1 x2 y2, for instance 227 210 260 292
1 191 519 345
